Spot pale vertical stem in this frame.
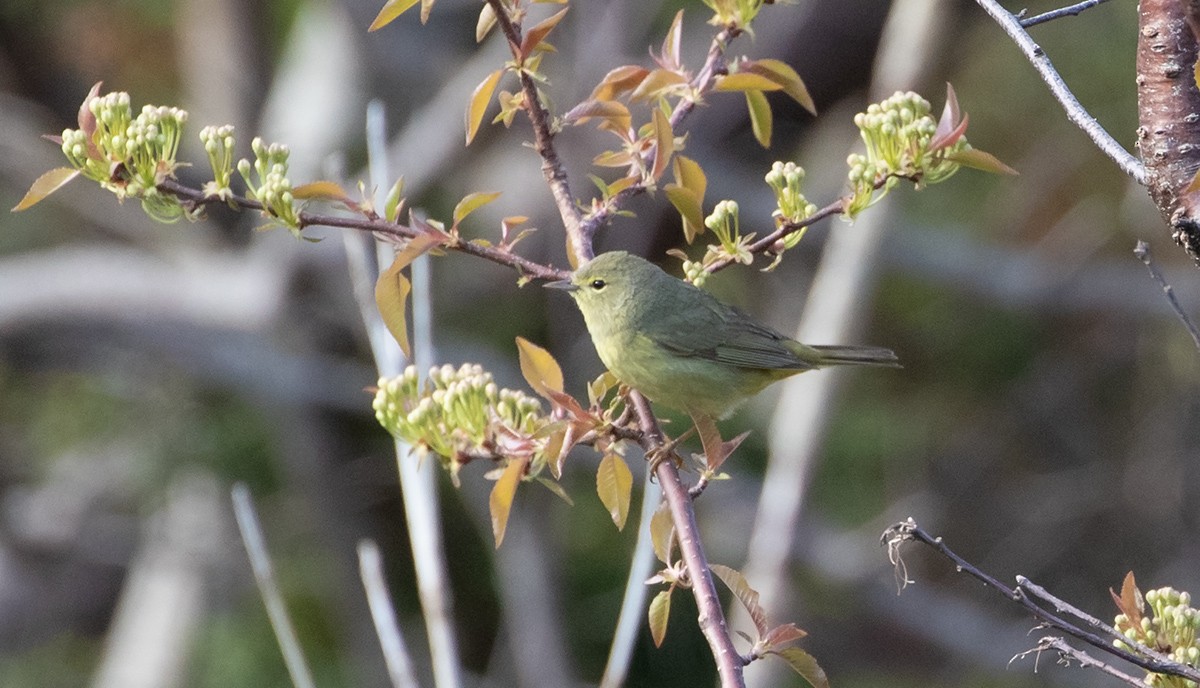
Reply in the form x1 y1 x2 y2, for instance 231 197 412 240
231 483 317 688
599 467 663 688
358 540 421 688
352 101 463 688
739 2 948 685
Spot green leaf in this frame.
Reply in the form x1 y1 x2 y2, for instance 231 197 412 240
945 148 1018 176
368 0 420 31
664 185 703 244
710 563 768 637
768 648 829 688
648 589 672 647
536 476 574 506
476 2 497 42
741 59 816 115
452 190 501 227
564 99 631 133
467 70 504 145
714 72 784 93
649 501 675 564
596 453 633 530
11 167 80 212
651 107 674 181
745 89 772 149
489 458 527 548
383 177 405 223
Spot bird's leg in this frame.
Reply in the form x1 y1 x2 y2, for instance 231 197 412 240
645 425 695 477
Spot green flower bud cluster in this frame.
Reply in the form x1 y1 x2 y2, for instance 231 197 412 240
1115 586 1200 687
764 161 817 249
60 91 189 222
373 364 547 480
701 0 766 29
200 125 236 201
844 91 967 219
681 259 708 288
237 137 301 233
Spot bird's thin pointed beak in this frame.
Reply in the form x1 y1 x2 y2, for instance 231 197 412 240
544 278 578 292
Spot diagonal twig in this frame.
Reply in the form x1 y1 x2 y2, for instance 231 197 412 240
1018 0 1112 28
1134 240 1200 350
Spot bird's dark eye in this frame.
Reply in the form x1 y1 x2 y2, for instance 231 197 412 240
589 279 607 291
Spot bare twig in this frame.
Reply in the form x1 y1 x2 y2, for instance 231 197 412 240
974 0 1147 184
230 483 317 688
1018 0 1112 28
1024 637 1146 687
630 392 749 688
884 518 1200 683
357 540 421 688
1133 240 1200 350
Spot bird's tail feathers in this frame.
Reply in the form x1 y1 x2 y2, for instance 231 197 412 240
810 345 901 368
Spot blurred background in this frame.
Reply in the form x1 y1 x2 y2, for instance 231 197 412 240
1 0 1198 686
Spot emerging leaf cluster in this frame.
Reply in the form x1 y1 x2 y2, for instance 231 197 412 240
1113 574 1200 687
844 88 1013 218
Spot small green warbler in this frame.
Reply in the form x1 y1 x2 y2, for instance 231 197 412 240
547 251 899 420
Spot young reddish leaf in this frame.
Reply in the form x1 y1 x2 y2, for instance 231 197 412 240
368 0 420 31
714 72 784 93
692 413 748 473
489 458 527 548
742 59 816 115
648 589 672 647
936 82 962 142
292 180 353 202
651 107 674 181
78 82 103 160
467 69 504 145
659 10 684 71
664 184 704 243
11 167 80 212
630 69 689 102
745 89 772 148
1187 169 1200 195
375 260 413 358
419 0 434 24
476 2 497 42
710 563 768 637
596 453 633 530
1111 571 1145 633
564 99 632 134
649 500 675 565
764 622 808 648
452 190 501 226
589 65 651 101
519 7 569 62
515 336 565 399
768 647 830 688
945 148 1018 176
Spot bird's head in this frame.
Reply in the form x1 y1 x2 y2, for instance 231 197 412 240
544 251 661 318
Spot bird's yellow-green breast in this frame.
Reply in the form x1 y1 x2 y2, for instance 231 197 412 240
546 251 898 419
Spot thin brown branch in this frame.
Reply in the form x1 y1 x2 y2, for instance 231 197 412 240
483 0 588 262
703 199 845 275
157 178 569 281
630 392 749 688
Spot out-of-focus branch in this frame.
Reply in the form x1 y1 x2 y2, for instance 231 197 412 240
357 540 421 688
974 0 1147 184
883 518 1200 684
1133 240 1200 350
